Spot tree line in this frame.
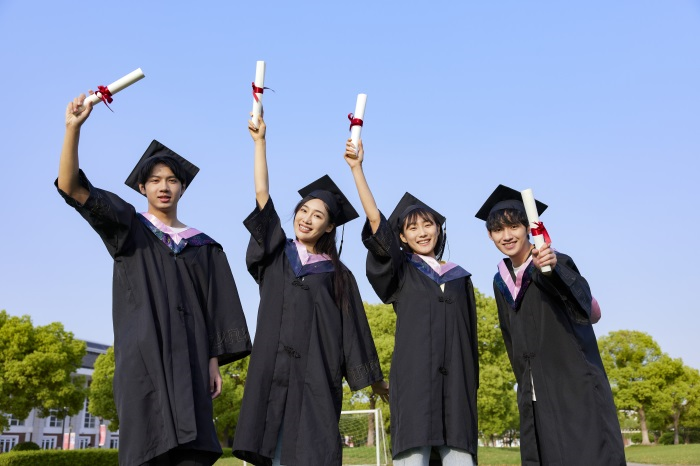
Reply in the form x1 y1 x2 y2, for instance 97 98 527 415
1 296 698 446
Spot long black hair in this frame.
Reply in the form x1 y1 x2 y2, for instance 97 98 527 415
294 197 351 315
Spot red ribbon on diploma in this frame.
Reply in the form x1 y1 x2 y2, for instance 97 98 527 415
348 113 363 131
252 83 274 102
531 222 552 244
96 85 114 112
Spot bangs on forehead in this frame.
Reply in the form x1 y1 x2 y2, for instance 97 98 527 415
402 208 437 230
486 208 529 231
296 196 333 218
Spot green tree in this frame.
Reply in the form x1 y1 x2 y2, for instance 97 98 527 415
655 364 700 445
88 347 119 430
213 357 249 446
598 330 682 445
0 310 87 429
474 290 518 446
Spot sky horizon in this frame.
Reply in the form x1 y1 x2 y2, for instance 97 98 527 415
1 1 699 370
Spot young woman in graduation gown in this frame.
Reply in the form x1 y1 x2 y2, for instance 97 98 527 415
232 113 388 466
345 140 478 465
476 185 626 466
56 95 252 465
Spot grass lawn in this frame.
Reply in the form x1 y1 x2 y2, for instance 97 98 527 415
214 444 700 465
625 444 700 465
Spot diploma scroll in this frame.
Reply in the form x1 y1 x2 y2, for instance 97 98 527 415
251 61 266 129
79 68 145 110
521 188 551 275
349 93 367 155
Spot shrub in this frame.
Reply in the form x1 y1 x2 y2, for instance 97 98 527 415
658 431 675 445
10 442 40 451
0 449 119 466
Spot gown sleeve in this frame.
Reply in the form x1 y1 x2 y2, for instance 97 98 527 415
494 281 515 372
205 247 253 365
342 270 384 391
242 197 286 283
465 278 479 389
536 252 594 323
361 213 406 304
55 169 134 258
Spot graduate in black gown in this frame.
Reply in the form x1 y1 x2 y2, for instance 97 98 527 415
56 94 252 466
232 112 388 466
475 185 626 466
345 139 478 465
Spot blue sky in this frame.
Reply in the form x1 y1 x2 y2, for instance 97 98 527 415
1 1 698 369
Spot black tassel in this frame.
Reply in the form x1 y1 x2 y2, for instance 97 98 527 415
338 224 345 257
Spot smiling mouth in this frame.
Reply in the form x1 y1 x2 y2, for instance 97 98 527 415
298 224 311 233
416 239 431 246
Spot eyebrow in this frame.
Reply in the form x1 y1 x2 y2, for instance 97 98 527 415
301 204 326 216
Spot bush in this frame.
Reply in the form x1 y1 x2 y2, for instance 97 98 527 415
630 433 643 444
0 449 119 466
658 431 675 445
10 442 40 451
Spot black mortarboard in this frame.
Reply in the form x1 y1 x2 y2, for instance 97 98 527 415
474 184 547 221
297 175 359 227
124 140 200 196
388 192 446 233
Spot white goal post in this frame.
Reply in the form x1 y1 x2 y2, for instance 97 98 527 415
339 408 390 466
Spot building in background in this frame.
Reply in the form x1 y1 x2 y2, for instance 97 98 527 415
0 341 118 452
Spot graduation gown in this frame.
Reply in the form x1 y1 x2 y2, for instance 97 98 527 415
493 252 625 466
362 214 478 459
232 199 383 466
57 171 252 466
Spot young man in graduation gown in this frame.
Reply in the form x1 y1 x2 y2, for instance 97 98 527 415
56 94 252 466
475 185 626 466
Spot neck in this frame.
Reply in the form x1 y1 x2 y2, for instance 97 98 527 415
510 243 533 268
147 206 184 228
298 238 318 254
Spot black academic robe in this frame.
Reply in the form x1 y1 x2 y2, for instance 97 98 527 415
57 171 252 466
494 252 626 466
362 214 479 459
232 199 383 466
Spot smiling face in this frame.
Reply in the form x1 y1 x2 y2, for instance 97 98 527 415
294 197 334 251
139 163 185 215
399 212 439 258
488 222 532 266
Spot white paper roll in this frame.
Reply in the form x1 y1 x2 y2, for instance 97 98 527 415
251 61 266 129
82 68 145 109
521 188 551 274
350 93 367 151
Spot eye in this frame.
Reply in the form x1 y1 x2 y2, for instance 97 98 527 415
314 214 322 219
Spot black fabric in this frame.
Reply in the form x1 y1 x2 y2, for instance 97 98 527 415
297 174 359 226
362 214 478 459
387 192 446 233
494 253 626 466
233 198 383 466
141 448 218 466
57 171 251 466
475 184 547 221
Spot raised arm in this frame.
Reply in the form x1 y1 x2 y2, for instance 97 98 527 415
248 112 269 209
58 94 93 204
344 139 381 234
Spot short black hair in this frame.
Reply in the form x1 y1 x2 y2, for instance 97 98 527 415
137 155 187 188
486 208 529 232
400 207 446 260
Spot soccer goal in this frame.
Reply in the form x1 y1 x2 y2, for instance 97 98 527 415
339 409 390 466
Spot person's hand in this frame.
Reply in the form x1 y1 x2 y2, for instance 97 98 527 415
532 243 557 271
344 138 364 167
248 110 266 141
65 93 93 129
371 380 389 403
209 357 222 399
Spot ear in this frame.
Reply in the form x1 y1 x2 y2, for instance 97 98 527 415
487 230 494 241
139 184 146 195
325 223 335 234
180 184 187 197
399 232 407 244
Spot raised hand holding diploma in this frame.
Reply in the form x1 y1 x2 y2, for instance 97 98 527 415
521 188 552 275
348 93 367 156
251 61 266 129
78 68 145 112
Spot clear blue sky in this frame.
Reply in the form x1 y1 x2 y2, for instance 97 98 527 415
1 1 698 369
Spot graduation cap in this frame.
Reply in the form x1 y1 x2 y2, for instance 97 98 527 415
124 140 200 196
474 184 547 221
388 192 446 233
297 175 359 227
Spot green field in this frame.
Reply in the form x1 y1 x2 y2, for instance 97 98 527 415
213 444 700 465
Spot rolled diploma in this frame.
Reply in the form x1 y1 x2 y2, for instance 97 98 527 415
83 68 145 108
350 93 367 151
521 188 551 274
251 61 265 129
